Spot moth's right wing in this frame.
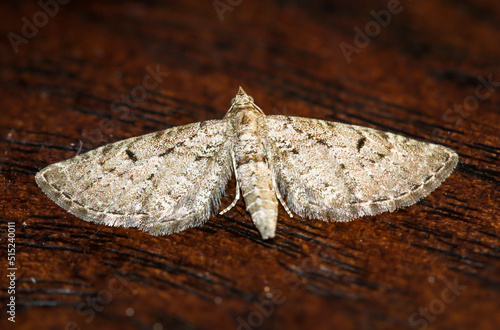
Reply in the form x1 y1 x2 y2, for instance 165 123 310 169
264 115 458 222
35 120 233 235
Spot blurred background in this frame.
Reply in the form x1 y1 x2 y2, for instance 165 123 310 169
1 0 499 329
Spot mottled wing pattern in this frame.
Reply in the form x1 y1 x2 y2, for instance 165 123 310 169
35 120 232 235
264 115 458 221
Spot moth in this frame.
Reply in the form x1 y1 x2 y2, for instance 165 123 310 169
36 87 458 239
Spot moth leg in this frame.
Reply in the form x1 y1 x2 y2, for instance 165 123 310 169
264 139 294 218
219 183 240 215
273 178 294 218
220 150 241 215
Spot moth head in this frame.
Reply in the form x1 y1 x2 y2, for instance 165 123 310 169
225 87 264 118
231 86 254 105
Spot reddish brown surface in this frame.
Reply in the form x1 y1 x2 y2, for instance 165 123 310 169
1 1 499 329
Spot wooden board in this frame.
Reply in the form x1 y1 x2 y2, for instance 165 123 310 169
1 0 499 329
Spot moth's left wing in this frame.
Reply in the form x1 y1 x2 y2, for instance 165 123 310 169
35 119 233 235
264 115 458 221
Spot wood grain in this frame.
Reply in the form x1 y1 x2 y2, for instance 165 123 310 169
1 0 499 329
